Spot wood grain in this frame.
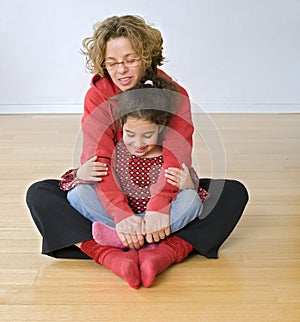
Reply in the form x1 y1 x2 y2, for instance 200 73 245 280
0 114 299 321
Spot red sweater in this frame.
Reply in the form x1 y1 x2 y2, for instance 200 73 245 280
80 70 194 224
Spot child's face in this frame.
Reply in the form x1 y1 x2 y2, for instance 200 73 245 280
122 116 161 158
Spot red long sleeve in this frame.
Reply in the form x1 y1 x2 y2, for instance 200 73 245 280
146 71 194 214
80 77 135 223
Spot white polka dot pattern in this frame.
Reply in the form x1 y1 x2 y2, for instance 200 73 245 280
116 142 163 213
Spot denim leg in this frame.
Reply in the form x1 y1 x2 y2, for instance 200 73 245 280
121 190 202 233
67 184 115 227
169 189 202 233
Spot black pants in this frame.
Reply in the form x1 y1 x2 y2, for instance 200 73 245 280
26 178 248 259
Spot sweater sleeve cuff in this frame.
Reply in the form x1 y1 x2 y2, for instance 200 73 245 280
111 208 135 224
145 195 171 215
59 169 91 191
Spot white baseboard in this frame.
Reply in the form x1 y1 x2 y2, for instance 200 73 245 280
0 103 299 114
0 104 83 114
192 103 300 114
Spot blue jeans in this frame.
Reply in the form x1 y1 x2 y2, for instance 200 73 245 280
67 184 202 233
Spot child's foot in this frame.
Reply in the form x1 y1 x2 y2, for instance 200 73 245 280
92 222 125 248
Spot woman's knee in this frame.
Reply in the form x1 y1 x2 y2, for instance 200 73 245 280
172 189 202 220
26 180 49 207
170 189 202 232
26 181 39 203
224 179 249 204
180 189 202 212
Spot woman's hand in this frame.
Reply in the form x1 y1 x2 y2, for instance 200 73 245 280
143 211 170 243
76 156 108 181
165 163 194 190
116 215 145 249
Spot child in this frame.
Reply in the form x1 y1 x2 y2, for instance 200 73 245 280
61 75 209 288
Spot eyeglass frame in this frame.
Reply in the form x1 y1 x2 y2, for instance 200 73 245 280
103 57 141 71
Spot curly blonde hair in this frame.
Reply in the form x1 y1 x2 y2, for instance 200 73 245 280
81 15 165 77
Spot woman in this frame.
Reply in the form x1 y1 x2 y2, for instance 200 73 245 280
78 17 194 250
26 15 248 268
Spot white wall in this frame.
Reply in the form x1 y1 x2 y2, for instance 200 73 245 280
0 0 299 113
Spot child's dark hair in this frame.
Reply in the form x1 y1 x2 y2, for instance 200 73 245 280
115 72 179 127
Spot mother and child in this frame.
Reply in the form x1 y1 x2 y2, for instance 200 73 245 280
26 15 249 289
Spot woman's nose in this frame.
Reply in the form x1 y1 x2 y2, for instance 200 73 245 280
116 63 127 73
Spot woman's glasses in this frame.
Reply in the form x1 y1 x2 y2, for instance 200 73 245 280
103 58 141 71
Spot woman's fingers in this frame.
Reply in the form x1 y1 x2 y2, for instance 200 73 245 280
90 161 108 179
165 167 183 187
92 169 108 177
77 156 108 181
165 164 193 189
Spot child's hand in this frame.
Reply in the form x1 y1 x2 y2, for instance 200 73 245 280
165 163 195 190
144 211 170 243
116 215 145 249
76 156 108 181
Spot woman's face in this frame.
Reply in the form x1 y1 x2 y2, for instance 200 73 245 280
122 117 161 158
104 37 145 91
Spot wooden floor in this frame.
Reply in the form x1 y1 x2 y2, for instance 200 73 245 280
0 114 299 321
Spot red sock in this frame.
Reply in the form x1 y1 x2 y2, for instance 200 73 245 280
81 240 140 289
163 235 194 263
138 236 193 287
